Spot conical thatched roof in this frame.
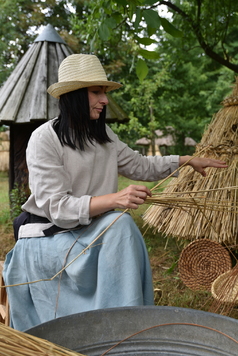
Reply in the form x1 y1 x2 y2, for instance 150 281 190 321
143 79 238 246
0 24 73 124
0 24 128 125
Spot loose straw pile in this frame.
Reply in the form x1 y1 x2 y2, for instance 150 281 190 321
0 322 85 356
143 78 238 246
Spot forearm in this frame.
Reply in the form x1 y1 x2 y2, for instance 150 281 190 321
89 184 152 217
89 194 117 217
179 155 192 166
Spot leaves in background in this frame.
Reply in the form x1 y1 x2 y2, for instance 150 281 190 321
142 9 160 29
136 58 149 81
136 36 157 45
138 48 160 60
160 17 183 38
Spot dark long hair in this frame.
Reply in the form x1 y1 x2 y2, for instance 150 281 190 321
52 87 112 150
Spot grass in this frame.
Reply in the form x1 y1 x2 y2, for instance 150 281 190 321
0 172 15 259
0 172 238 319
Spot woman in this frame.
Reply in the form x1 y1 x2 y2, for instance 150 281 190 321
3 54 228 331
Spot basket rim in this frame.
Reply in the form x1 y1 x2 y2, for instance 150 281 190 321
211 269 238 304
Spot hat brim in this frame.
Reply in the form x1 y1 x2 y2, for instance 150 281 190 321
47 80 122 99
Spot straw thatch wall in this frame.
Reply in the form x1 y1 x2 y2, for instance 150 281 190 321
143 78 238 246
0 131 9 172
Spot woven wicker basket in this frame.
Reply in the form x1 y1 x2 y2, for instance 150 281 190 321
178 239 232 291
211 267 238 304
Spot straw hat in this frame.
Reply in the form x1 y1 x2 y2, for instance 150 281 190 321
47 54 122 98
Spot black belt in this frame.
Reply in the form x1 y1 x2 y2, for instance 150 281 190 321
29 214 50 224
14 211 112 241
13 212 69 241
29 213 66 236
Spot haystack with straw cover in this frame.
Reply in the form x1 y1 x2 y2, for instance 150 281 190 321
143 78 238 247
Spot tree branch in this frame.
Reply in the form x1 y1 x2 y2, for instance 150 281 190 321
158 0 238 73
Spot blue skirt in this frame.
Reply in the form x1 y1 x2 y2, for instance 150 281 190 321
3 211 154 331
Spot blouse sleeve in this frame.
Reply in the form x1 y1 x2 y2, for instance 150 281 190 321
107 126 180 181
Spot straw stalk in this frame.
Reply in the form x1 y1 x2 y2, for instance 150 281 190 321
0 322 85 356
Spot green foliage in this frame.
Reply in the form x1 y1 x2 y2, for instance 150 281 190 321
69 0 184 78
0 172 12 232
9 183 27 219
136 58 149 82
160 17 183 38
0 208 11 228
142 8 160 29
0 125 9 132
110 115 149 149
108 28 235 154
1 0 238 87
69 0 238 78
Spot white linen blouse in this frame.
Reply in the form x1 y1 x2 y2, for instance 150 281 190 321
20 119 179 238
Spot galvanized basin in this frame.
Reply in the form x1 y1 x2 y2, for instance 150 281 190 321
26 306 238 355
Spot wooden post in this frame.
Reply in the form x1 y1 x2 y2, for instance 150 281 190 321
9 122 46 200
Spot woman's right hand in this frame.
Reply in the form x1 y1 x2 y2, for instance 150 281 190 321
89 184 151 217
113 184 152 209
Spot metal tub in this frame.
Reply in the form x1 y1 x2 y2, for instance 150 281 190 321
26 306 238 355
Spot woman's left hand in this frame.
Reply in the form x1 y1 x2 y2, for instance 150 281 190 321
179 155 228 177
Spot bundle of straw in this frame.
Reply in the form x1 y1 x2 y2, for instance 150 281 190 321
143 78 238 246
0 322 85 356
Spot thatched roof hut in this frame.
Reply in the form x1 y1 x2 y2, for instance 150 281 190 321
0 24 73 191
0 24 128 192
136 126 196 155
